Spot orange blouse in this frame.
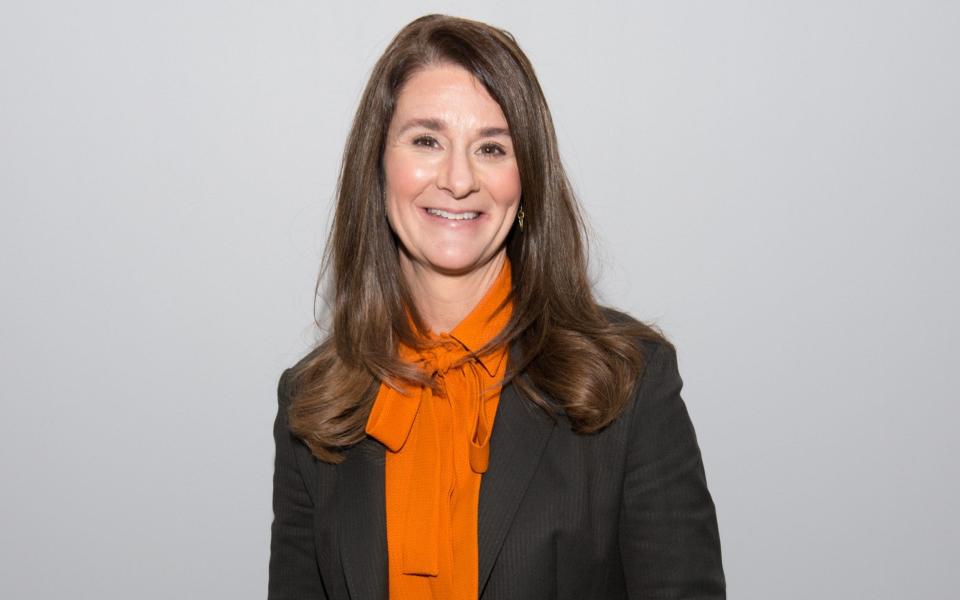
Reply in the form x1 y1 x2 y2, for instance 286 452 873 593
364 259 513 599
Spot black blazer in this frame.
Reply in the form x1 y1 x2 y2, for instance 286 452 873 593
269 335 725 599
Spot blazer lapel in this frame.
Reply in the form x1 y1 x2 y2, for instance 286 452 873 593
334 345 556 600
477 364 557 596
337 436 388 599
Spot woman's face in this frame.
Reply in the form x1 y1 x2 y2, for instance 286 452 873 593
383 63 521 277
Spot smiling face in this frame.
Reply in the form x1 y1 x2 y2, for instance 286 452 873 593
383 63 522 279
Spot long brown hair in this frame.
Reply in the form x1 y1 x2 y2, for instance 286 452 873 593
287 14 670 463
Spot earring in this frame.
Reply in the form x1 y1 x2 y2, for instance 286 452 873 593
517 205 525 231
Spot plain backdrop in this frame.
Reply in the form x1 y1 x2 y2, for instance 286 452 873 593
2 1 958 598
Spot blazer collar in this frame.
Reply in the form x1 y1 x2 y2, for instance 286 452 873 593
335 342 557 599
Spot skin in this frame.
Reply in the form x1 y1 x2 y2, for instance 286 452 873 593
383 63 522 333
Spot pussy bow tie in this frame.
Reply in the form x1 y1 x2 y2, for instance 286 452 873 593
364 332 504 576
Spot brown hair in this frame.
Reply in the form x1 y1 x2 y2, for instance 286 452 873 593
287 14 670 463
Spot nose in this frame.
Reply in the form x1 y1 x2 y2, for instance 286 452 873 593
436 147 479 199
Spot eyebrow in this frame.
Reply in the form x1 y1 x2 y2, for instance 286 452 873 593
395 117 511 138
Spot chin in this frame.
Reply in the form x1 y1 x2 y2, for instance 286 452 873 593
417 244 498 274
423 256 484 276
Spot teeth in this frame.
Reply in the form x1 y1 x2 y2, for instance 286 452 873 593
426 208 479 220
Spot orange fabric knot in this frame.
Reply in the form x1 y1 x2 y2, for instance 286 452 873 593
418 336 467 380
364 258 513 599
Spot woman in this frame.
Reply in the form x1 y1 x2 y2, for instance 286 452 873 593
269 14 725 600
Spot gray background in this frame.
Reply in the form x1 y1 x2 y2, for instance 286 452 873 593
2 1 957 598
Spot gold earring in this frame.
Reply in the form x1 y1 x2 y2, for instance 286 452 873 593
517 205 525 231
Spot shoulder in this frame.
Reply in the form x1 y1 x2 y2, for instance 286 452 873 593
597 304 676 369
276 342 329 408
598 304 636 326
616 332 693 462
595 304 684 421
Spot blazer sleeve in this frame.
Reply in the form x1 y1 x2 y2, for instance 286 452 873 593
619 342 726 599
268 368 328 599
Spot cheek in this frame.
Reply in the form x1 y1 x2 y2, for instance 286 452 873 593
487 164 522 209
384 150 434 206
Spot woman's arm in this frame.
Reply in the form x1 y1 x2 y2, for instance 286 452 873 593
268 369 328 599
619 343 726 599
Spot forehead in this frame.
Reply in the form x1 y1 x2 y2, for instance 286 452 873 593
392 64 507 125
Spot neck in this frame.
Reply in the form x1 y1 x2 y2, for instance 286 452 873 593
400 251 507 334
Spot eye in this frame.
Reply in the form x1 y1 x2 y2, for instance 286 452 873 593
478 143 507 157
412 135 440 149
